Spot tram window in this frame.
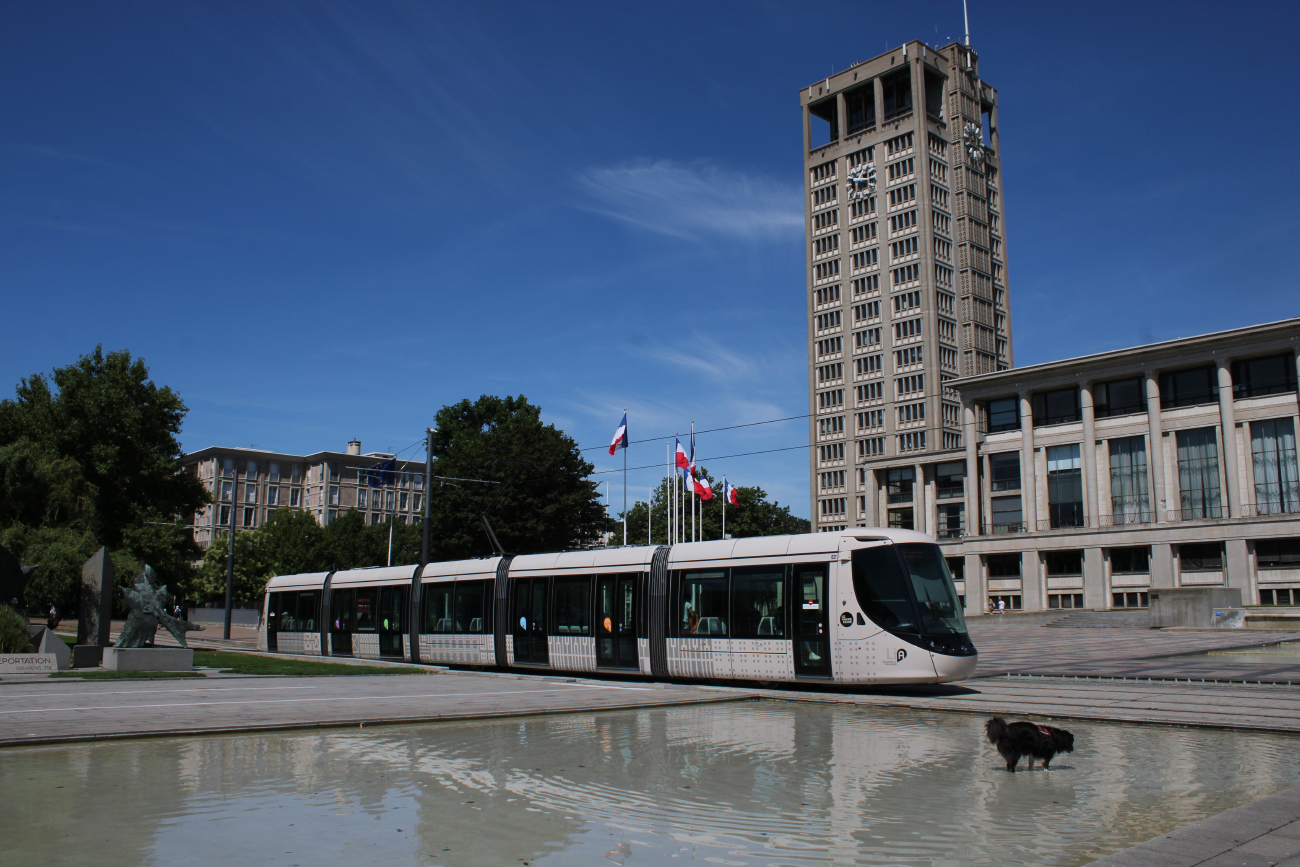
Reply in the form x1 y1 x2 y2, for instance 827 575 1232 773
270 592 290 632
680 570 728 636
455 581 486 633
379 587 404 633
552 576 592 635
355 590 377 632
295 591 318 633
731 567 785 639
424 584 454 633
896 544 966 634
851 546 920 635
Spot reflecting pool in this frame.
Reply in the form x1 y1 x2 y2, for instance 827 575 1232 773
3 702 1297 866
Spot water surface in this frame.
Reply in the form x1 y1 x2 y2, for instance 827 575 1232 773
3 702 1297 866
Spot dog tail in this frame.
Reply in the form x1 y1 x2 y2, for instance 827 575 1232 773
985 717 1008 744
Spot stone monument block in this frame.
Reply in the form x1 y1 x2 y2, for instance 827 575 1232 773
1149 587 1243 628
73 646 104 668
102 647 193 671
27 626 71 670
0 654 57 674
78 547 115 647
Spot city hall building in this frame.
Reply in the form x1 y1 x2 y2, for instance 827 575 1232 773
868 319 1300 615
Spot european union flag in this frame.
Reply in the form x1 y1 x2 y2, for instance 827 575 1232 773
364 458 397 488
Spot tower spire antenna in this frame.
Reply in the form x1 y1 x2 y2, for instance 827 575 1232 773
963 0 971 46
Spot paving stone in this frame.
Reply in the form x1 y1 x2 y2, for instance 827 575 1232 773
1197 852 1280 867
1087 845 1201 867
1238 835 1300 860
1268 823 1300 840
1142 834 1238 860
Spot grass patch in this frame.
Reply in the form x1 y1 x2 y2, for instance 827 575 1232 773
51 670 204 679
192 650 422 676
59 634 76 648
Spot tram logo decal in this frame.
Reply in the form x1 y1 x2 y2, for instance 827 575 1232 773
839 612 853 627
896 648 907 662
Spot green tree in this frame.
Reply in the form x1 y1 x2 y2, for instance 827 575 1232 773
427 395 612 559
623 468 810 544
0 347 208 609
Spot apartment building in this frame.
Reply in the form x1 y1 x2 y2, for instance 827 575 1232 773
803 40 1011 532
182 440 426 549
879 318 1300 614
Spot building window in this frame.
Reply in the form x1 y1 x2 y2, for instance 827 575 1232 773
247 460 258 478
1260 589 1296 606
1232 354 1297 399
358 488 368 509
1045 550 1083 577
936 503 964 539
1251 418 1299 515
219 505 231 526
220 481 233 502
990 496 1022 533
987 397 1019 432
887 508 914 530
386 490 395 510
1110 547 1150 574
243 508 255 528
1046 445 1083 529
936 461 964 500
328 486 340 506
1160 366 1217 409
1179 542 1223 572
291 464 302 484
1113 592 1149 609
989 452 1020 492
269 462 280 482
986 553 1021 577
267 487 280 506
1048 594 1084 610
1257 539 1300 569
1031 388 1081 426
1108 436 1150 525
290 488 301 508
413 493 422 513
886 467 914 504
989 595 1023 611
1094 378 1145 418
245 484 257 504
222 458 234 478
1176 428 1222 519
882 72 912 120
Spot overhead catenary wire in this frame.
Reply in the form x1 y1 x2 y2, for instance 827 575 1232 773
578 413 811 452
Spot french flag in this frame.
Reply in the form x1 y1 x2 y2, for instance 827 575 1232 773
675 437 691 472
695 474 714 500
724 478 739 507
608 411 628 456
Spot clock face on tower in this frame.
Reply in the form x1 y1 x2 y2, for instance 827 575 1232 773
962 122 984 163
847 162 876 200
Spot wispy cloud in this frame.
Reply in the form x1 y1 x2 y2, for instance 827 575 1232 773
625 337 766 382
575 160 802 240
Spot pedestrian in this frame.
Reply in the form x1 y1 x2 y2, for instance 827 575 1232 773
997 599 1005 614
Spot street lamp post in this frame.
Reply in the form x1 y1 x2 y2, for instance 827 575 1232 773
224 468 238 641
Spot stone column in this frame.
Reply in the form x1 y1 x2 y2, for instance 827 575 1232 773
964 553 984 616
1225 538 1251 600
1150 542 1175 589
1020 553 1042 612
963 403 980 537
1081 382 1098 527
1145 370 1167 523
1216 360 1241 518
835 90 847 144
913 463 927 534
1019 391 1037 531
1083 547 1106 609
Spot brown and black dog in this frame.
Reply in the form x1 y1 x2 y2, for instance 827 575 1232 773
985 717 1074 772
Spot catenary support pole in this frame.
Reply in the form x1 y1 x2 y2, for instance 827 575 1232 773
421 428 433 566
622 416 627 546
224 468 237 640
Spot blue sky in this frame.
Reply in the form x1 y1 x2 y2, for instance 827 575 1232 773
2 1 1297 520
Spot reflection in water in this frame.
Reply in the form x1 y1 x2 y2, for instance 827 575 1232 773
3 702 1298 866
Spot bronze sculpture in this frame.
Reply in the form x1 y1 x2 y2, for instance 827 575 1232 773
114 565 205 649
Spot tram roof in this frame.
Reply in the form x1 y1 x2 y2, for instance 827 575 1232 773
264 570 332 591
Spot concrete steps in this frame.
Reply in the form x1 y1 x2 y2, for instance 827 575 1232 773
1046 610 1151 628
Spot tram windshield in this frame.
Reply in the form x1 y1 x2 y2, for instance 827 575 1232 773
851 543 966 637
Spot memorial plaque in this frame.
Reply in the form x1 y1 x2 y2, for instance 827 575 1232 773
0 654 58 674
77 547 115 647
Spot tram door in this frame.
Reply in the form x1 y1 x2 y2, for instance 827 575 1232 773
512 578 549 664
793 564 831 677
330 589 354 655
378 586 407 657
596 574 638 669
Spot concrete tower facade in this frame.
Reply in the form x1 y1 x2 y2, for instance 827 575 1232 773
802 41 1011 532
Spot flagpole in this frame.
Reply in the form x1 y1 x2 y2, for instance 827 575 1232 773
722 476 726 540
691 421 696 543
622 407 627 547
648 486 652 545
666 442 672 545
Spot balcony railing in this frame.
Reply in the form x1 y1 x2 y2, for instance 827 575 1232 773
935 522 966 540
1098 511 1155 527
1167 505 1226 522
1037 516 1087 532
1241 501 1300 518
984 521 1026 535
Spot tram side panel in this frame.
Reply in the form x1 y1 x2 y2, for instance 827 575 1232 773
417 575 497 666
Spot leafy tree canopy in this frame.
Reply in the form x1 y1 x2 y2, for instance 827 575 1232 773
426 395 612 559
0 347 208 609
622 467 810 545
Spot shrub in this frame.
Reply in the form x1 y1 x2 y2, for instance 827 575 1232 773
0 605 32 653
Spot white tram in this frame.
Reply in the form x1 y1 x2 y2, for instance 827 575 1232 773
261 528 976 685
